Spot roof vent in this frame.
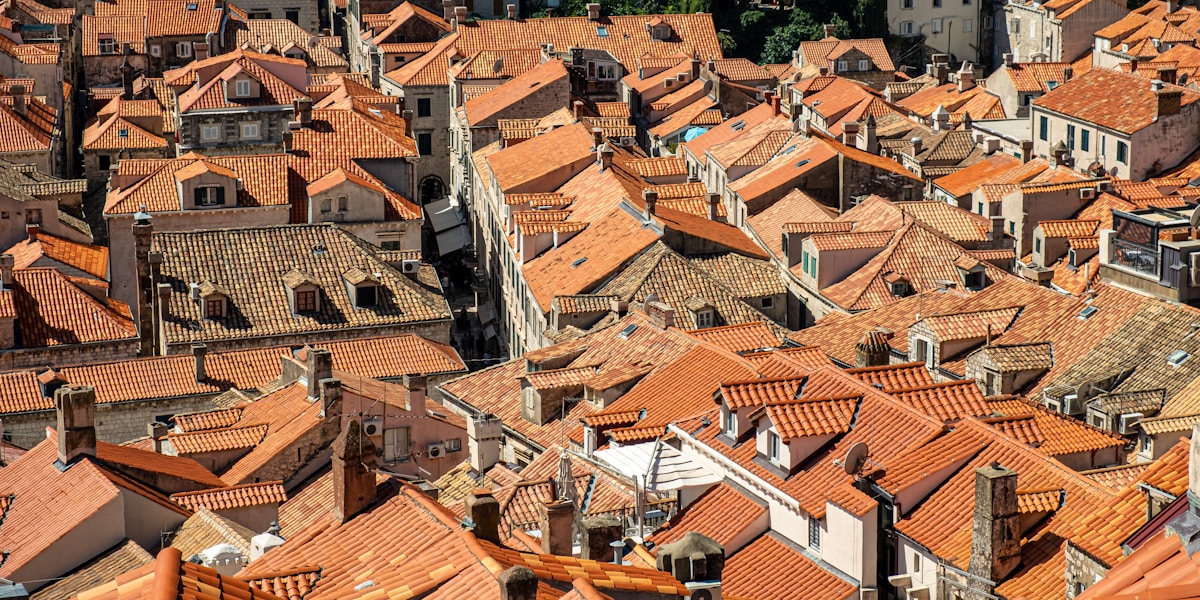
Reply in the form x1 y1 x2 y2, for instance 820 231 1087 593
1168 350 1189 368
1077 306 1098 320
571 257 587 267
618 323 637 338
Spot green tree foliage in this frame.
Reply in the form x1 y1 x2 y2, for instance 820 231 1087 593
760 11 847 63
852 0 888 38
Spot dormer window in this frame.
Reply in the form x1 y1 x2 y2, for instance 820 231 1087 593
687 297 715 328
99 35 116 55
195 186 225 206
722 406 736 437
235 79 251 97
283 269 320 314
343 268 380 308
197 282 229 319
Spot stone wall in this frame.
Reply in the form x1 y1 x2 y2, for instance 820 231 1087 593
1064 542 1109 599
2 394 222 447
0 340 141 373
163 318 452 355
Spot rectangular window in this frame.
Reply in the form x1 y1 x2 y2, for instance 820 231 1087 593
381 240 401 250
1012 18 1020 33
240 122 260 139
417 97 431 117
445 438 462 452
337 196 348 212
696 310 714 328
1038 116 1048 141
418 133 433 156
284 8 300 23
858 59 870 71
914 338 929 363
25 208 41 224
761 296 774 309
383 426 410 461
1117 141 1129 164
836 60 848 72
177 42 192 58
295 290 316 312
901 21 914 35
201 124 219 141
1067 124 1075 150
205 299 223 318
724 409 736 435
150 44 162 57
195 186 225 206
98 36 115 54
933 0 941 6
248 10 270 18
809 518 821 551
98 155 111 170
356 285 377 307
1101 134 1107 157
931 18 943 33
962 18 972 32
1141 434 1151 452
1081 129 1090 152
1035 237 1042 253
1008 221 1015 235
903 0 913 7
235 79 251 97
597 64 617 80
767 430 781 463
320 198 331 213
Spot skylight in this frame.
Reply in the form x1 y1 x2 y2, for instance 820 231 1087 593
619 324 637 338
1168 350 1189 368
571 257 587 267
729 120 746 131
1078 306 1098 320
118 129 129 138
597 26 608 37
795 159 810 169
186 2 198 9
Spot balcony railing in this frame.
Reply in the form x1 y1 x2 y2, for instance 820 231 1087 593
1111 237 1159 277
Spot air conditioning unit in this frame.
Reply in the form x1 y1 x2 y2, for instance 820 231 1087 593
1063 393 1084 416
363 418 382 436
1119 412 1143 435
189 282 201 301
401 259 420 274
1079 188 1096 200
426 442 447 459
1097 180 1113 193
620 136 635 146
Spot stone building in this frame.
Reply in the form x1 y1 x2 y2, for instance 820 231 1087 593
998 0 1128 64
0 159 88 250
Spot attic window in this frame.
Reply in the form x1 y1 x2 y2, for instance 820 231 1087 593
195 186 226 207
890 281 910 297
1168 350 1189 368
1078 305 1098 320
618 324 637 338
186 2 198 8
596 26 608 37
1047 80 1058 89
729 120 746 131
118 129 129 138
98 35 116 54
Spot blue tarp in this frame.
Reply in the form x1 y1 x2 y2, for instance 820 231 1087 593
682 127 708 142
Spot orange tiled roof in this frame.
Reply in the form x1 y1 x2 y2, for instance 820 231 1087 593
176 51 308 113
465 59 569 126
889 380 990 422
383 32 459 87
721 532 858 599
799 36 894 72
106 154 290 214
168 423 268 454
4 231 108 279
1001 62 1079 93
686 322 780 353
845 362 935 392
5 269 135 347
82 113 167 151
646 482 766 549
454 13 722 72
758 394 860 440
171 481 286 511
1034 68 1200 134
71 546 286 600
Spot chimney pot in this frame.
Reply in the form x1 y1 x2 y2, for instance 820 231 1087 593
656 532 724 583
403 374 427 415
541 498 575 556
468 413 503 472
191 342 207 382
497 566 538 600
706 192 720 221
598 143 614 170
643 189 658 218
506 3 516 18
332 419 377 522
319 378 342 420
306 348 333 400
25 224 38 242
1003 53 1014 68
465 488 501 544
586 2 600 21
55 385 97 467
193 42 209 61
293 97 313 127
823 23 835 38
968 463 1021 588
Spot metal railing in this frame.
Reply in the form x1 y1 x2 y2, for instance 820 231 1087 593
1111 237 1159 277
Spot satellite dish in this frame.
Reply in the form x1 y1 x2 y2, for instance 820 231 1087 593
493 57 504 74
843 442 868 476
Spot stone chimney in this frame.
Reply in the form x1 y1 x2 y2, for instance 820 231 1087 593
855 330 891 367
10 85 25 117
958 62 976 92
842 121 860 148
1020 140 1034 163
911 136 923 156
403 374 426 415
319 378 342 421
823 23 836 38
442 0 455 21
468 413 503 472
591 127 604 148
121 53 135 100
706 193 720 221
541 498 575 556
0 254 12 290
644 300 675 329
933 105 950 131
465 488 501 544
1189 422 1200 500
586 2 600 21
656 532 724 584
55 385 97 468
642 188 658 219
193 42 209 61
147 421 168 453
497 566 538 600
293 97 313 127
306 348 333 400
1156 83 1182 119
506 3 516 18
133 210 154 355
968 463 1021 589
282 129 293 153
1003 53 1014 68
332 419 377 523
598 143 613 170
25 224 38 243
191 342 207 382
581 515 623 561
1063 65 1074 83
1168 0 1179 13
860 114 878 154
453 5 468 30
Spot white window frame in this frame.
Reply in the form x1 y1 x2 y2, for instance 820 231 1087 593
200 124 220 141
196 185 224 206
962 18 972 32
240 121 260 139
931 18 944 34
235 79 251 97
150 44 162 57
858 59 870 71
98 36 116 54
724 409 736 436
177 42 192 58
901 21 915 35
767 430 781 464
383 426 411 461
836 60 848 72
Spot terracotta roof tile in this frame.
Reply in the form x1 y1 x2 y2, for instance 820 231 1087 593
799 36 894 72
845 362 935 391
1034 69 1200 134
106 154 290 214
171 481 286 511
986 397 1128 457
1017 488 1065 514
466 60 569 126
30 539 153 600
168 424 268 454
72 547 286 600
230 19 347 69
890 380 990 422
758 394 860 440
721 532 857 600
1080 462 1151 492
1000 62 1079 93
4 231 108 280
4 269 136 347
686 322 780 353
